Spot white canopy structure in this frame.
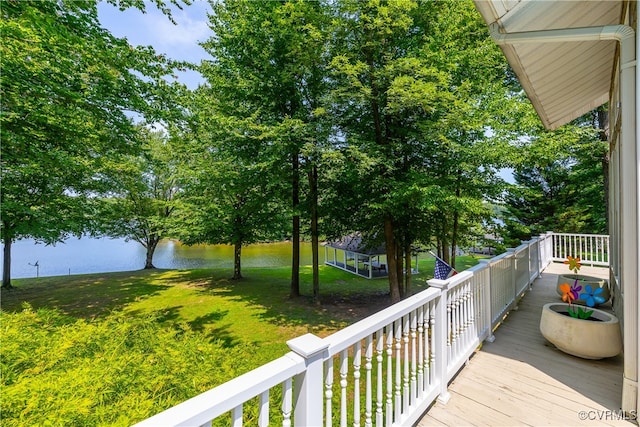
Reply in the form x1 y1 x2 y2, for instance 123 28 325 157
324 234 389 279
324 234 420 279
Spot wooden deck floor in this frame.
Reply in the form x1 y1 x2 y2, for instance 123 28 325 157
417 263 635 427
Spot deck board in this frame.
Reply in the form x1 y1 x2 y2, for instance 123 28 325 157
416 263 633 427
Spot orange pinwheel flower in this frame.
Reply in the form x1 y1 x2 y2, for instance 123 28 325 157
559 283 575 303
564 256 582 273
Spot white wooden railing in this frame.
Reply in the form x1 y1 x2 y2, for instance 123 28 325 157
551 232 610 266
135 232 608 427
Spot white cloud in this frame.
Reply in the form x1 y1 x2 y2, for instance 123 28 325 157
145 3 211 52
98 1 211 87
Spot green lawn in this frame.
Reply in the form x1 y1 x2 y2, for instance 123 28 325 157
0 255 485 426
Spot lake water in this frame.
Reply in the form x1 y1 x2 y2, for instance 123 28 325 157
2 238 325 279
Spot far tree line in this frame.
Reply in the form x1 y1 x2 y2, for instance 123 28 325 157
1 0 608 303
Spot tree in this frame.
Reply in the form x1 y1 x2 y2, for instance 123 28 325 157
0 0 184 287
172 111 290 280
328 0 511 301
503 123 605 246
200 0 329 296
98 128 179 269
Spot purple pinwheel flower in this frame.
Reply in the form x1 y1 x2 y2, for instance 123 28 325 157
570 280 582 301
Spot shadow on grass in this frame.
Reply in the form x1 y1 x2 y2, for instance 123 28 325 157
0 256 480 340
188 266 401 335
0 269 175 319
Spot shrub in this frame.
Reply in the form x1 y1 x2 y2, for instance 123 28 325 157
1 305 256 426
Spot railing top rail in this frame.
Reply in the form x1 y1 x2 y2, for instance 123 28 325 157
456 262 489 276
552 232 610 238
428 269 475 290
481 250 511 266
133 352 305 427
324 287 441 356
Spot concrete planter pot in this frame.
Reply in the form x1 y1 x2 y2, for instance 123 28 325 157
555 274 610 305
540 302 622 360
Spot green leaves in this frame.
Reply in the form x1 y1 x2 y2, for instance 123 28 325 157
1 306 253 426
1 0 188 284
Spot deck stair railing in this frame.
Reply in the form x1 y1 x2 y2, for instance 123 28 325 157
135 232 608 427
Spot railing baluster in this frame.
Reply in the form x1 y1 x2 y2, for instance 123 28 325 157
429 304 436 388
468 282 474 345
403 314 410 414
417 306 425 399
462 284 469 349
258 390 269 427
354 341 362 427
324 358 333 427
447 293 454 362
376 329 384 427
410 309 417 403
365 335 373 427
282 378 292 427
394 320 402 422
232 405 242 427
340 349 349 427
455 287 461 357
386 324 393 427
469 282 476 343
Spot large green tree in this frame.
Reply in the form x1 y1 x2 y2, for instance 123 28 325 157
98 128 179 269
0 0 184 287
199 0 329 297
327 0 511 301
504 121 606 245
172 110 290 280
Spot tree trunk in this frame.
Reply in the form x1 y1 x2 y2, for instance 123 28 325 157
290 152 301 298
233 240 243 280
404 242 412 296
597 108 609 229
384 217 401 303
309 165 320 304
396 241 404 298
144 237 159 269
451 174 461 269
2 230 12 288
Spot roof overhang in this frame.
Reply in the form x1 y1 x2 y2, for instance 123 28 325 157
324 234 386 255
473 0 624 130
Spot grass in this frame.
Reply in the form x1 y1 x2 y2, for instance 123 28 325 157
0 255 486 426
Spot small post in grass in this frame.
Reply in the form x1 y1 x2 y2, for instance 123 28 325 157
28 261 39 278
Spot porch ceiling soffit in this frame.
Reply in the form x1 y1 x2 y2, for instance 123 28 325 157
473 0 623 130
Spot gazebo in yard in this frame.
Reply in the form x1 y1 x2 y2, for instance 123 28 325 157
324 233 420 279
323 234 389 279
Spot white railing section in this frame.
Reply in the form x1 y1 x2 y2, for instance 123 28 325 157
135 352 306 427
134 232 605 427
320 288 443 427
551 232 609 266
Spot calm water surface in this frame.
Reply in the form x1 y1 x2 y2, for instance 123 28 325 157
2 238 324 279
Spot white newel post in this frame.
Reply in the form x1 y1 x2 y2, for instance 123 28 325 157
526 239 534 288
478 259 495 343
506 248 518 311
538 234 547 274
426 278 451 404
287 334 330 427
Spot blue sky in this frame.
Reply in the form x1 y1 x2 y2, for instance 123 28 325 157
98 1 212 89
